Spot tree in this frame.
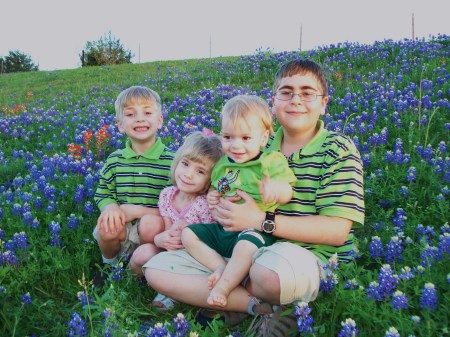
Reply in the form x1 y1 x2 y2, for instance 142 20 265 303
80 31 134 67
1 50 38 73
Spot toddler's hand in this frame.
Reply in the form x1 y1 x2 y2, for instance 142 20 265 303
207 189 221 209
259 176 280 204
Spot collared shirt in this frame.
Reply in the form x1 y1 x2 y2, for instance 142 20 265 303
267 121 365 262
94 138 174 211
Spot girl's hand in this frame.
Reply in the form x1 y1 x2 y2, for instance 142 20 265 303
207 189 221 209
154 230 183 251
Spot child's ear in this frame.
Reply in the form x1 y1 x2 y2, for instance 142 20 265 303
260 129 270 147
157 113 163 129
117 118 125 133
320 96 329 116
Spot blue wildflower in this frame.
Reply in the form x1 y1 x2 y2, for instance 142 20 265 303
392 290 408 310
21 292 32 304
294 302 314 334
344 278 360 290
420 283 437 311
173 313 190 336
410 315 421 324
49 221 62 247
384 327 400 337
369 236 384 259
147 322 170 337
399 266 414 281
338 318 358 337
385 235 404 263
67 312 88 336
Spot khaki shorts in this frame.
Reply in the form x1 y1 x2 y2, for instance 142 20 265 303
93 220 141 258
143 242 323 305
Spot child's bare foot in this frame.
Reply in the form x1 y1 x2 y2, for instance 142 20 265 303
207 269 223 290
207 285 229 307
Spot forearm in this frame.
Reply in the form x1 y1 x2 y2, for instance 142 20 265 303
273 214 353 246
121 204 160 221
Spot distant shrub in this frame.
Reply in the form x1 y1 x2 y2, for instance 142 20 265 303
1 50 38 73
80 31 134 67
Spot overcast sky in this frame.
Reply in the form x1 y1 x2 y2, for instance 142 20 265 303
1 0 448 71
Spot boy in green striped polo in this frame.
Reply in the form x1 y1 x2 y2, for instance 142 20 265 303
94 86 174 266
144 60 364 335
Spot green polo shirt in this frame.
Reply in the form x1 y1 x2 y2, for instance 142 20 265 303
94 138 174 211
268 121 365 263
211 151 296 212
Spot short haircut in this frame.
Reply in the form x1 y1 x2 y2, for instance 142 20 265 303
220 95 273 135
171 131 224 194
273 59 328 96
114 86 162 120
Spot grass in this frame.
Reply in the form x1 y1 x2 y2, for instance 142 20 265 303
0 35 449 336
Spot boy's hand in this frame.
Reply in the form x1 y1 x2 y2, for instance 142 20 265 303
97 204 126 233
207 189 221 209
154 230 183 251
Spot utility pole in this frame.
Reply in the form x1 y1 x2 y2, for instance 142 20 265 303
209 34 212 59
412 13 415 40
299 24 303 52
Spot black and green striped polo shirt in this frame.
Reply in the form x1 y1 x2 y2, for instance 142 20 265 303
94 138 174 211
268 120 365 263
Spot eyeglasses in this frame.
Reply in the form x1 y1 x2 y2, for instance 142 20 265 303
275 90 323 102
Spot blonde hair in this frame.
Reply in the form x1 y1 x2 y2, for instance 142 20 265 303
114 86 162 120
171 131 223 194
220 95 273 135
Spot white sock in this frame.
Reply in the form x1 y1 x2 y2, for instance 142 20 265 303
102 255 117 264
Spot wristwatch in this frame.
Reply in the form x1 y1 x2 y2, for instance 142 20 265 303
261 212 276 234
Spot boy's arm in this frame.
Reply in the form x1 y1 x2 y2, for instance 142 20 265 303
215 190 352 246
119 204 160 223
97 203 126 233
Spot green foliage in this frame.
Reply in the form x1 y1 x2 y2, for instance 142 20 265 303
1 50 38 73
80 31 134 67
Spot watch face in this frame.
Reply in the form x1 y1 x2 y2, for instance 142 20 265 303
263 220 275 233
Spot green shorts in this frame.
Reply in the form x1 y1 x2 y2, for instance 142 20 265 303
187 223 277 258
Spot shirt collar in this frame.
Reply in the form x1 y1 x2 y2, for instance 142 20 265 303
122 138 165 159
269 120 327 159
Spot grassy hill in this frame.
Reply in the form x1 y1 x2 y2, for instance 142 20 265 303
0 35 449 336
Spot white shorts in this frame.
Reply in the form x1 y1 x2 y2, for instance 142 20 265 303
143 241 323 305
93 220 141 258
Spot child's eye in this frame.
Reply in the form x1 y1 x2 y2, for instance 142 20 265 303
243 136 252 141
222 135 231 140
180 160 189 167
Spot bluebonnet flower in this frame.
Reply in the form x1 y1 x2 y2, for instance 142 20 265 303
77 291 94 306
398 186 409 197
74 185 85 203
320 253 339 293
13 232 29 250
344 278 360 290
420 283 437 311
410 315 421 324
0 207 2 219
0 229 4 240
447 273 450 284
420 245 440 267
369 236 384 259
111 264 124 281
366 281 383 301
391 290 408 310
49 221 62 247
294 302 314 334
438 233 449 255
399 266 414 281
0 251 19 265
437 141 446 154
385 235 404 263
67 214 79 230
173 313 190 336
384 327 400 337
84 201 95 214
392 208 407 230
34 196 43 210
147 322 170 337
12 203 22 216
415 224 436 244
21 292 32 304
338 318 358 337
67 312 88 336
376 264 398 299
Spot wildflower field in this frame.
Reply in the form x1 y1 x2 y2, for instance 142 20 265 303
0 35 449 337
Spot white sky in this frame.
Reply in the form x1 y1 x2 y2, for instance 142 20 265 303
1 0 448 71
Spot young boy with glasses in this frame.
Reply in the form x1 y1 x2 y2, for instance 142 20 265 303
144 60 365 336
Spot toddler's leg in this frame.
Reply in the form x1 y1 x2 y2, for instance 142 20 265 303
181 227 227 278
138 214 165 244
129 243 161 277
208 240 258 307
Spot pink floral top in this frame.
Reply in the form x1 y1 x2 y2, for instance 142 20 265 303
158 186 214 224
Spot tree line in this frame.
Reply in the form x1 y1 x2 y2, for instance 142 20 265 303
1 31 133 73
